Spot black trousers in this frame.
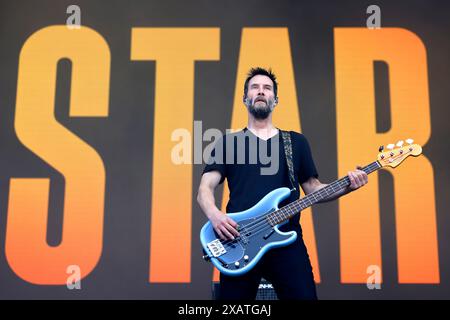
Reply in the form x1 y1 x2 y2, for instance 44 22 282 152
218 225 318 300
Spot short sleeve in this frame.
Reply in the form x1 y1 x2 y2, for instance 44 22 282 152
296 133 319 184
202 135 226 185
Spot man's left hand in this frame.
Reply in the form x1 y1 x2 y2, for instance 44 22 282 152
347 165 368 191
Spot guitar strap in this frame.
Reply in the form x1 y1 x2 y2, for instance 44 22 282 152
280 130 297 192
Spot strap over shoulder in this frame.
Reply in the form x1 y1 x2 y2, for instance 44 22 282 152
280 130 296 192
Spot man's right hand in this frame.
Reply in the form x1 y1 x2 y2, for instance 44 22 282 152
210 211 240 241
197 171 240 241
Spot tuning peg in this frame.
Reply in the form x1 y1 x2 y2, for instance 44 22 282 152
406 138 414 144
387 144 395 150
396 140 404 147
378 145 384 152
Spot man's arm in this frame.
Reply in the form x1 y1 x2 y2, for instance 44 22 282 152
300 166 368 203
197 171 240 240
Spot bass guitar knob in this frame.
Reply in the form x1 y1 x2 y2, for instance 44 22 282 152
234 261 240 268
244 255 249 261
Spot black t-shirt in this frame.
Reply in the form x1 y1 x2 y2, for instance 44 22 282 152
202 127 319 229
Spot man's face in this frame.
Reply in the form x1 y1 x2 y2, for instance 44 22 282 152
244 75 277 120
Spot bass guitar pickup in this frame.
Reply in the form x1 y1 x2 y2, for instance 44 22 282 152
263 228 275 240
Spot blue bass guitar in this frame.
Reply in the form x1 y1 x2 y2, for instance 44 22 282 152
200 141 421 276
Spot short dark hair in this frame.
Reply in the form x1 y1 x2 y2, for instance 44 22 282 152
243 67 278 98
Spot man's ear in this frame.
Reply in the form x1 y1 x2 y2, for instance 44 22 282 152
274 97 278 105
243 95 247 103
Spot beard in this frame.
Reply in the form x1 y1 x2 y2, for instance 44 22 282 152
245 97 276 120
